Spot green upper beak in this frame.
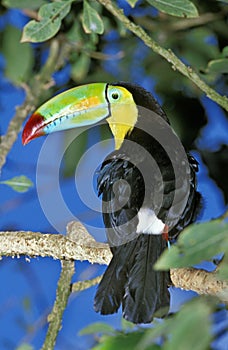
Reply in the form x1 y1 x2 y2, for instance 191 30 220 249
22 83 110 145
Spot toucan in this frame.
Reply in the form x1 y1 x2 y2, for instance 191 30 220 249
22 82 201 324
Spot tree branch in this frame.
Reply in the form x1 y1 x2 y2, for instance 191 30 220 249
72 275 103 293
0 221 111 265
0 40 59 173
0 221 227 303
98 0 228 112
171 268 228 302
41 260 74 350
41 224 75 350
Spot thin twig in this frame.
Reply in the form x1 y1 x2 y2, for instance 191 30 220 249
169 11 225 31
72 275 103 293
0 90 35 173
134 11 224 33
98 0 228 111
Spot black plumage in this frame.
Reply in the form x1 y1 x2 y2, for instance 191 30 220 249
94 82 201 323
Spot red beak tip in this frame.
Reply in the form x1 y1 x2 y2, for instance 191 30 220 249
22 112 46 145
22 137 29 146
22 130 30 145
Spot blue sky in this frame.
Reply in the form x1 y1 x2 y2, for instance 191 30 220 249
0 6 228 350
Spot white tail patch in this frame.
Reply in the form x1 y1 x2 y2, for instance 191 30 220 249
136 208 165 235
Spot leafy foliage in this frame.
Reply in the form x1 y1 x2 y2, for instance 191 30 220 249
82 1 104 34
2 0 45 9
80 298 213 350
138 297 213 350
0 176 33 193
21 1 73 43
146 0 198 17
79 322 115 336
1 0 228 349
155 220 228 270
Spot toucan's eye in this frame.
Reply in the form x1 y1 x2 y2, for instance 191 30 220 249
108 88 120 101
108 87 122 102
111 92 119 100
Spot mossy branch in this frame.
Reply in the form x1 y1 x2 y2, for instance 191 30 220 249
98 0 228 112
0 221 227 303
0 221 111 265
41 224 75 350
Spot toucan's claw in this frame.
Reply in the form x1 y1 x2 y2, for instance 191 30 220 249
162 224 169 242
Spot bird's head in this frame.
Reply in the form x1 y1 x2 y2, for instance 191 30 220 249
22 83 139 150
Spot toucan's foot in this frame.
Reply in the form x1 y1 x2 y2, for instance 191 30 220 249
162 224 170 245
162 224 169 241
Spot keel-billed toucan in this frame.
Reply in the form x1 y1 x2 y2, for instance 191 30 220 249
22 82 201 324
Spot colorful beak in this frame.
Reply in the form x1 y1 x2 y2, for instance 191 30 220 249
22 83 109 145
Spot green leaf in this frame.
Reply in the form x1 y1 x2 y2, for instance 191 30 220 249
0 176 33 193
66 21 83 43
216 255 228 280
82 0 104 34
222 46 228 57
139 298 213 350
147 0 198 18
121 317 136 331
155 220 228 270
126 0 139 7
3 0 46 9
138 319 172 349
164 300 212 350
21 1 73 43
79 322 114 335
2 25 33 83
207 58 228 74
93 331 156 350
84 300 213 350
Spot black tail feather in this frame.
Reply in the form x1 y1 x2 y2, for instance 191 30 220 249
94 235 170 323
123 235 170 323
94 241 138 315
